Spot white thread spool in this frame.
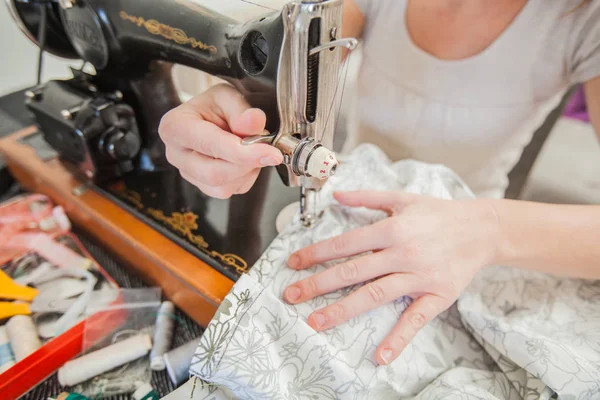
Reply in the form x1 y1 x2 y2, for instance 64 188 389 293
6 315 42 361
0 325 16 373
150 301 175 371
58 333 152 386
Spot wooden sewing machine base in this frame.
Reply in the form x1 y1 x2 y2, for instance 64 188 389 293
0 127 235 326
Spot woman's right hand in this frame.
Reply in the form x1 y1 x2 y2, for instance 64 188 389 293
158 83 283 199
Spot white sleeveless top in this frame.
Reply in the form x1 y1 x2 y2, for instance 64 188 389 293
348 0 600 198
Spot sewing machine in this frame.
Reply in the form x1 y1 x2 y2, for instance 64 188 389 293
2 0 356 324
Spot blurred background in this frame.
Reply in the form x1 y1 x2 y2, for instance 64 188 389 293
1 0 599 204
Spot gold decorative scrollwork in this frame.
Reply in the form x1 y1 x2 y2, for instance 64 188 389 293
147 208 249 275
146 208 209 249
119 189 144 210
113 188 248 274
209 253 248 276
119 10 218 54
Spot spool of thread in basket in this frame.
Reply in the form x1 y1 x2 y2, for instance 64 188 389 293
6 315 42 361
150 301 175 371
58 333 152 387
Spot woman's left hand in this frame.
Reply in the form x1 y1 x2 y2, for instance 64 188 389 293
283 190 501 365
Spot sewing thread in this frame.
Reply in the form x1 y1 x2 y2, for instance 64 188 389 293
58 333 152 386
150 301 175 371
6 315 42 361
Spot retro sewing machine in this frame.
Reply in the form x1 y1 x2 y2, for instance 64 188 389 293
1 0 357 324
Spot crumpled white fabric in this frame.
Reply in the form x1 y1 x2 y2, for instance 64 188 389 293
167 144 600 400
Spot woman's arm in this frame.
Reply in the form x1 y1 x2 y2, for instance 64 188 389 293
342 0 366 57
343 0 366 38
282 95 600 361
490 199 600 279
491 77 600 279
492 77 600 279
282 189 600 365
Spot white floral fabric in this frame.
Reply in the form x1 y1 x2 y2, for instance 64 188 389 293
164 144 600 400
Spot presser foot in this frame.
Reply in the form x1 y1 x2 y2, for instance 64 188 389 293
300 211 324 229
274 200 324 233
299 187 323 228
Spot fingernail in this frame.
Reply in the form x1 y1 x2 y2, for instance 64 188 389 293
288 254 300 269
333 192 347 201
380 348 393 365
312 313 327 329
284 286 301 303
260 156 280 167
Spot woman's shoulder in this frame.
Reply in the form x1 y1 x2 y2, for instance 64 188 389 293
557 0 600 84
558 0 600 28
523 0 600 85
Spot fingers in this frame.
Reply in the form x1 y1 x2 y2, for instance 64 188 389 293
193 84 268 138
376 295 451 365
288 222 392 270
284 251 396 304
166 145 253 187
305 273 423 332
161 112 282 167
158 85 282 200
181 169 260 199
159 85 282 167
229 108 268 138
334 191 419 215
209 85 267 137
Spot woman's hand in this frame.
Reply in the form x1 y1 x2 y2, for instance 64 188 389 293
283 190 501 365
158 84 283 199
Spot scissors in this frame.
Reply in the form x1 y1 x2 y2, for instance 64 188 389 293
1 267 114 321
0 268 39 319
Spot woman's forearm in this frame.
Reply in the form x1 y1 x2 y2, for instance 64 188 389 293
489 199 600 279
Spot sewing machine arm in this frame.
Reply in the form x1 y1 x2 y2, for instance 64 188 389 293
7 0 357 224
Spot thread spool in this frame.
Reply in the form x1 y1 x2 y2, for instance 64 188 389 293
133 382 159 400
6 315 42 361
150 301 175 371
0 325 16 373
58 333 152 386
163 339 200 386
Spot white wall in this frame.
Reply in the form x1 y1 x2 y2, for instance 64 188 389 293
0 3 81 97
0 0 286 98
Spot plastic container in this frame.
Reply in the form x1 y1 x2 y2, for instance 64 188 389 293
0 233 120 399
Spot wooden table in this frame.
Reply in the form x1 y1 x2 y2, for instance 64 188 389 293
0 127 234 327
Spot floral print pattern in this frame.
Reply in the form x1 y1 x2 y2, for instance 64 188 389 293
166 145 600 400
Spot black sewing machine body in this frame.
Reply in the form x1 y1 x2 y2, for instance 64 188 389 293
7 0 349 279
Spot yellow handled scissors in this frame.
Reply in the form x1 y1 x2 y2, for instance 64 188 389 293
0 269 39 320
